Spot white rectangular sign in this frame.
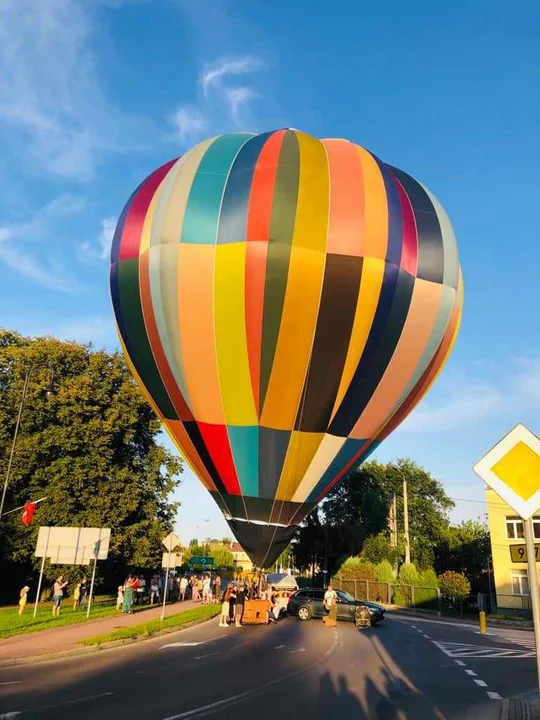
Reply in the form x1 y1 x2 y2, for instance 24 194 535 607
162 552 183 569
35 527 111 565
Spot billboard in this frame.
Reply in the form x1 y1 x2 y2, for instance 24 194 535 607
35 526 111 565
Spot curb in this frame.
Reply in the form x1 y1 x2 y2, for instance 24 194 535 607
0 612 220 668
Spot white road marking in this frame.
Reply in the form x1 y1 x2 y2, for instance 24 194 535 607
162 637 340 719
432 640 534 659
0 713 20 719
194 652 220 660
455 660 466 667
0 682 21 686
422 634 431 639
289 648 306 654
465 669 477 676
274 645 285 650
487 691 502 700
473 679 488 687
161 641 206 649
0 692 114 718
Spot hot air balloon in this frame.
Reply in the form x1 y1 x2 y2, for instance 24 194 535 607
110 129 463 568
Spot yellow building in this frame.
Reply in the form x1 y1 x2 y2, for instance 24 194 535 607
229 542 254 573
486 487 539 611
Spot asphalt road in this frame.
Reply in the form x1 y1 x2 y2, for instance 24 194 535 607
1 612 535 719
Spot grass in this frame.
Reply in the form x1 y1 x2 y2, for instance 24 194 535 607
0 596 156 639
79 604 221 646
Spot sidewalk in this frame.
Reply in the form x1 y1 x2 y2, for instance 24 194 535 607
0 599 209 664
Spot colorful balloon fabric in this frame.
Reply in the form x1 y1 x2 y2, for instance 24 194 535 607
110 129 463 567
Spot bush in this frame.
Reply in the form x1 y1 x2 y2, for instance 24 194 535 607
374 559 396 583
418 568 439 588
398 563 419 586
361 533 401 566
334 557 376 581
439 571 471 601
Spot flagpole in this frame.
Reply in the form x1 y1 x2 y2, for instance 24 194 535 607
2 497 48 518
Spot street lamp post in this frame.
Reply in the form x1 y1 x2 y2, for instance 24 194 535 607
0 366 56 521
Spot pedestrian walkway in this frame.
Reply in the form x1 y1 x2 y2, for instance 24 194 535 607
0 599 208 664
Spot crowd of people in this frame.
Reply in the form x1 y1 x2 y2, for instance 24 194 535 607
118 572 224 613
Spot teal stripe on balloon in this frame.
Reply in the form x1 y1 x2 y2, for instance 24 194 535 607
227 425 259 497
422 184 460 291
181 133 255 245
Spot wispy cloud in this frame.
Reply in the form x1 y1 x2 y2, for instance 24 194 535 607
172 55 266 144
400 357 540 434
0 194 84 292
80 217 117 262
0 0 151 179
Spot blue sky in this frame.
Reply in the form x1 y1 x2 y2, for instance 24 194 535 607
1 0 539 545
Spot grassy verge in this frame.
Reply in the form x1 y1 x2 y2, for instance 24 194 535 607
0 596 150 639
79 604 221 646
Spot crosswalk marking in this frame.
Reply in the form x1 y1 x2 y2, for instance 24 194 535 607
433 640 535 659
476 629 536 651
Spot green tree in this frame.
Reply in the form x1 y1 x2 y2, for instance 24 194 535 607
208 543 234 568
361 532 401 566
374 559 396 583
434 519 490 589
439 571 471 602
0 330 182 590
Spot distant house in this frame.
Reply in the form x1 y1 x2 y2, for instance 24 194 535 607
229 542 253 572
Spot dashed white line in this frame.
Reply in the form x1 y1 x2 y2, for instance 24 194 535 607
0 682 21 686
193 652 220 661
464 669 477 676
487 691 502 700
455 660 466 667
274 645 285 650
473 679 488 687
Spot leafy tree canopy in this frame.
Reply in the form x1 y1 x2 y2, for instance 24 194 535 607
0 330 183 587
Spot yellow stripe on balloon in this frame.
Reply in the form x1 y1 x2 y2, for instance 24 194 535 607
291 434 347 503
260 131 330 430
275 431 324 501
214 243 257 425
330 257 385 421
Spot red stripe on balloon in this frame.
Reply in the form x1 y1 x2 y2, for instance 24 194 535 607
245 130 285 414
393 173 418 277
197 422 242 495
118 159 178 262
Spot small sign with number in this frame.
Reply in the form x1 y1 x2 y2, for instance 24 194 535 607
510 544 540 563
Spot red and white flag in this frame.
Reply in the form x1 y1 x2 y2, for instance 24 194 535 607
21 502 37 526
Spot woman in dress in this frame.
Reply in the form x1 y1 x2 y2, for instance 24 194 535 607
122 574 136 614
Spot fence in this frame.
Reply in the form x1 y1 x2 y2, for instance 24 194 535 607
331 577 441 612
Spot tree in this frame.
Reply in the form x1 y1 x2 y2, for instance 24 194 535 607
361 532 401 566
439 571 471 602
0 330 182 591
208 543 234 568
434 519 490 589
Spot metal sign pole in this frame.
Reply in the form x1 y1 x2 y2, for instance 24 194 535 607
86 530 101 618
525 517 540 693
33 527 50 618
161 547 172 621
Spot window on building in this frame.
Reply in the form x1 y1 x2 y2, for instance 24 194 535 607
511 570 530 595
506 517 540 539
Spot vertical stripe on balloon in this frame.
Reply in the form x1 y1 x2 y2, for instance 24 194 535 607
261 130 330 430
245 130 285 414
197 423 241 495
356 147 388 260
275 431 324 502
259 130 300 410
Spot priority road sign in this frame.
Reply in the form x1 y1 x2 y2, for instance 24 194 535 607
473 424 540 520
189 556 214 566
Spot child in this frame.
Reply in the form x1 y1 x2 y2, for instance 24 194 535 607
19 585 30 615
116 585 124 611
219 588 230 627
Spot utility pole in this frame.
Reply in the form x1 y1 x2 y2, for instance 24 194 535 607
388 494 398 547
403 477 411 564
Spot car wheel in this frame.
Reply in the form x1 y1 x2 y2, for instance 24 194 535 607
297 605 312 621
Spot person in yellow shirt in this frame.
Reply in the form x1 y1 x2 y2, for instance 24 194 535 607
18 585 30 615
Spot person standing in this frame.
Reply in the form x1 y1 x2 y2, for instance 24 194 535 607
116 585 124 610
179 575 188 601
228 584 237 623
18 585 30 615
52 576 68 617
136 575 146 606
72 581 81 610
202 574 211 604
219 588 230 627
214 574 221 604
235 584 246 627
324 584 338 624
122 575 136 614
150 575 160 605
79 576 88 607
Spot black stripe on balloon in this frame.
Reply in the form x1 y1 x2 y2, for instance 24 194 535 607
370 154 403 267
258 427 291 499
112 259 178 420
183 421 227 495
216 132 274 245
389 166 444 285
295 255 363 433
259 130 300 411
329 264 415 437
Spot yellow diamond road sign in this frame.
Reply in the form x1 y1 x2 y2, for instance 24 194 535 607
474 424 540 519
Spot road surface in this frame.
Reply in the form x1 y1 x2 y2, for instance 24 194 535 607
1 612 536 719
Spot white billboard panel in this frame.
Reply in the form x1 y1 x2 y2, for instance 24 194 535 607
35 527 111 565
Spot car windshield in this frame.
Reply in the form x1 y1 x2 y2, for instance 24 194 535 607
337 591 355 603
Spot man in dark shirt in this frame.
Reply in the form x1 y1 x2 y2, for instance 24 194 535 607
235 585 246 627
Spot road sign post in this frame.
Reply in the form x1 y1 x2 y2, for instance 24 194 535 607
474 423 540 694
161 533 181 621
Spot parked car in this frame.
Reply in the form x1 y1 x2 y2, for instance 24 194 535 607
288 588 386 626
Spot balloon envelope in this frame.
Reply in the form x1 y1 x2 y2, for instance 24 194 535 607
110 129 463 567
